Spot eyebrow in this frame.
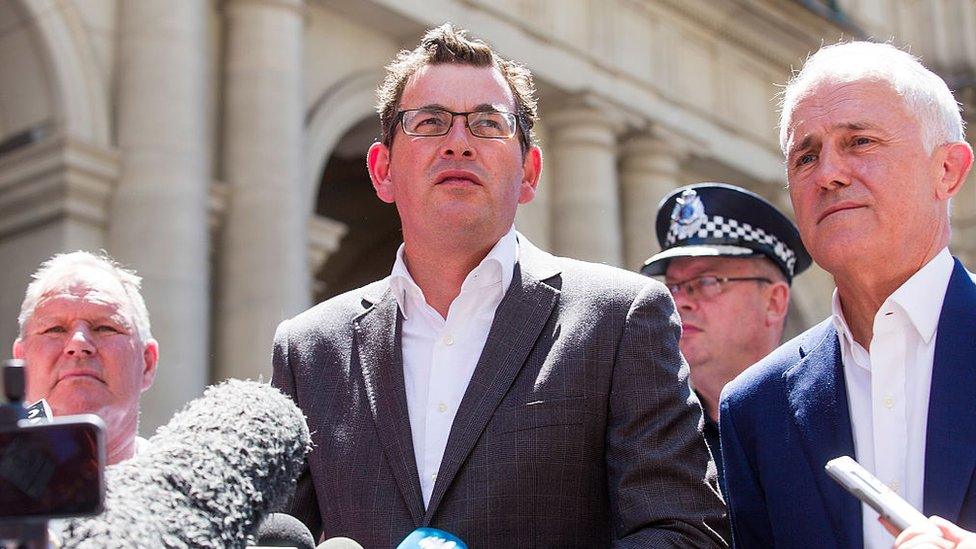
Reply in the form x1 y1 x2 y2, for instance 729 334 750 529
416 103 509 113
788 122 881 156
664 270 718 283
32 310 124 323
840 122 878 133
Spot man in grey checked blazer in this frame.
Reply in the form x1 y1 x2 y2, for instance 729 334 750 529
272 24 728 548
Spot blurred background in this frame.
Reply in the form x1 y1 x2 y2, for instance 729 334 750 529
1 0 974 433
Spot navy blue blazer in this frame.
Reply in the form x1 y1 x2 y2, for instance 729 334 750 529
720 258 976 548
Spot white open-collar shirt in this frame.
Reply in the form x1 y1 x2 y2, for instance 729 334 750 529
388 226 518 508
832 247 953 549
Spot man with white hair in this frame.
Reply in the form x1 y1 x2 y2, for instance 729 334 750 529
12 251 158 465
720 41 976 548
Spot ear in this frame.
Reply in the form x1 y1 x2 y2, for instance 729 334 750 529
935 141 974 200
765 282 791 327
140 338 159 392
12 338 24 360
367 141 396 204
518 145 543 204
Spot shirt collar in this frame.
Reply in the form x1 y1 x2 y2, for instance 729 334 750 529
135 435 150 456
887 247 953 344
389 250 422 320
831 247 953 347
388 226 519 319
830 288 856 355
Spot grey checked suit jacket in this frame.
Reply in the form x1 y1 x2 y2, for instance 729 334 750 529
271 237 729 548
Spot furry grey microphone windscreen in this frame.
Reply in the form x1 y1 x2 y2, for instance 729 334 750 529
60 379 311 548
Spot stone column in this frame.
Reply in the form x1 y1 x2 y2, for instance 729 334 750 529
217 0 308 382
307 214 349 297
546 105 622 265
515 120 552 249
111 0 211 433
619 133 685 271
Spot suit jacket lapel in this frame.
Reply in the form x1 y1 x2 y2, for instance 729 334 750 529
786 322 861 549
423 239 561 522
354 286 426 526
924 259 976 522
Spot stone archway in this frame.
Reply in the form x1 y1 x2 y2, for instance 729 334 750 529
0 1 115 348
304 69 385 206
8 0 110 144
312 116 401 302
304 70 403 301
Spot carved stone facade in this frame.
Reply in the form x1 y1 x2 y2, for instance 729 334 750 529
1 0 972 431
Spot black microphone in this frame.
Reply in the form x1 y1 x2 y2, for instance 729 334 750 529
60 379 311 547
252 513 315 549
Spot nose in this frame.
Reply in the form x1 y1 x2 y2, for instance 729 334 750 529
440 114 475 159
815 143 850 191
671 287 698 312
64 327 95 357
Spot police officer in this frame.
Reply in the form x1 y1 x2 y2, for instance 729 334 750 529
641 183 810 479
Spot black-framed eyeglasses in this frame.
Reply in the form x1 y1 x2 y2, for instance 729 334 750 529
396 108 518 139
665 276 772 300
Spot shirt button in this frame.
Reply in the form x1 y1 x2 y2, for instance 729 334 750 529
888 480 900 493
443 334 455 346
883 395 895 409
438 402 447 413
432 473 437 481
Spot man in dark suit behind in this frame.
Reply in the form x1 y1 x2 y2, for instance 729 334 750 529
271 24 728 547
720 41 976 549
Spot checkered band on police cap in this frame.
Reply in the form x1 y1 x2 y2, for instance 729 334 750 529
664 214 798 275
641 182 812 281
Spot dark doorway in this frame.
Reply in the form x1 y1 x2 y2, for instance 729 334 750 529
314 118 402 302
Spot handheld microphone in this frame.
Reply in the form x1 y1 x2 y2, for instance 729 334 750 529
61 379 311 548
396 527 467 549
252 513 315 549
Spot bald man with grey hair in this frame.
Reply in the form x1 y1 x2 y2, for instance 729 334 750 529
720 41 976 549
13 251 159 465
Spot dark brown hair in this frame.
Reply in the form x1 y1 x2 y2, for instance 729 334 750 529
375 23 538 154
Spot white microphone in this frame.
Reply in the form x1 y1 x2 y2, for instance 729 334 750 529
316 537 366 548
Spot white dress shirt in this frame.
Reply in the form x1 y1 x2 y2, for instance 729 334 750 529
832 248 953 549
389 226 518 508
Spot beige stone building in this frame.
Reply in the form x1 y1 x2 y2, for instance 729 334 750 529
1 0 974 432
